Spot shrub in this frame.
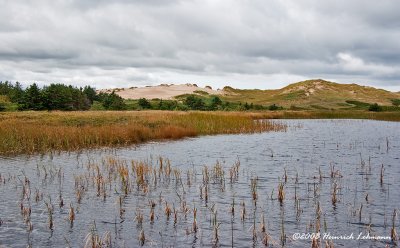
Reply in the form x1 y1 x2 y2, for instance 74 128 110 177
369 103 382 112
269 104 279 111
391 99 400 107
138 98 152 109
185 95 205 110
209 96 222 110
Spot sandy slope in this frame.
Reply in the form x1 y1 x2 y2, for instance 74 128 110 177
100 84 224 100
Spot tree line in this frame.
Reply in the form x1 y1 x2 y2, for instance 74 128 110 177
0 81 282 111
0 81 126 111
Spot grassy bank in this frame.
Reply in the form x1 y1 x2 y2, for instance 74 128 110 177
0 111 286 155
257 110 400 121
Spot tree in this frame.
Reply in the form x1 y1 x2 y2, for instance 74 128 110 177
72 89 91 110
83 86 98 103
101 91 126 110
0 81 12 96
138 98 151 109
21 83 43 110
0 81 24 103
40 84 91 110
9 82 24 103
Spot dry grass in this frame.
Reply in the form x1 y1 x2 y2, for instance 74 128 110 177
255 110 400 121
0 111 285 155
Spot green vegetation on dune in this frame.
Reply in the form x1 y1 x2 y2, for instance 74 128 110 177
221 79 400 110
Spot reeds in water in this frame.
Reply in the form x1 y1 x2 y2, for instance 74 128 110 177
139 229 145 246
251 177 258 202
42 198 54 231
278 182 285 205
331 182 338 206
84 222 111 248
391 209 398 244
240 201 246 221
69 203 75 226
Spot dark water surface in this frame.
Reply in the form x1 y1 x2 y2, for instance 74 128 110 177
0 119 399 247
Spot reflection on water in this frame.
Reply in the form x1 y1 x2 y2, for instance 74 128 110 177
0 119 399 247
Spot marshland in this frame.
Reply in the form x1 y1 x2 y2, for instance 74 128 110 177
0 118 399 247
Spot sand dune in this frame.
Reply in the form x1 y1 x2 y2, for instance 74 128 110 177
100 84 224 100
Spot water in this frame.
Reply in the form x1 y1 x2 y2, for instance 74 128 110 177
0 119 399 247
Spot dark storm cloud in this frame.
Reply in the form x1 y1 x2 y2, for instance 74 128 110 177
0 0 399 90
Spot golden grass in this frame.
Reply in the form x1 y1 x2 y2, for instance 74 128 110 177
0 111 285 155
249 110 400 121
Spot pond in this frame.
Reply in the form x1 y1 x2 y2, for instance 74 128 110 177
0 119 399 247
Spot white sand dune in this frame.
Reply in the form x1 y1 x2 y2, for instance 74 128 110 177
100 84 225 100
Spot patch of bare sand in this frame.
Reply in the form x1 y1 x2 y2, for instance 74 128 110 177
100 84 225 100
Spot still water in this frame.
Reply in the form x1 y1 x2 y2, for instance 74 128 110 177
0 119 399 247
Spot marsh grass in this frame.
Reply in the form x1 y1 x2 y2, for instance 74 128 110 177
0 111 286 155
2 110 399 155
259 110 400 121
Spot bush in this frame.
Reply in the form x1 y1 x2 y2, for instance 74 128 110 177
184 95 205 110
158 100 178 110
138 98 151 109
209 96 222 110
368 103 382 112
391 99 400 107
268 104 279 111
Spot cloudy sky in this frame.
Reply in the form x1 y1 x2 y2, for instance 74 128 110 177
1 0 399 91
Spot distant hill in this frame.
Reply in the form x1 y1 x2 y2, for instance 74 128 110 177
105 79 400 110
221 79 400 109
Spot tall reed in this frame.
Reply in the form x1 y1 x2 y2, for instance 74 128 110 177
0 111 286 155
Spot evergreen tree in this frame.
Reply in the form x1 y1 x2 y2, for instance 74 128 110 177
21 83 43 110
102 91 126 110
83 86 97 103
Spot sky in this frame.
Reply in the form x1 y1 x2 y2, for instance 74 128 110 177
0 0 399 91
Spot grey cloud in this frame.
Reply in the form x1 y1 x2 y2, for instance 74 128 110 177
0 0 399 90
